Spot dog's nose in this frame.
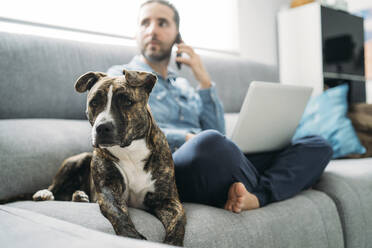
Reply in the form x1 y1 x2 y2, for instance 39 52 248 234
96 122 114 136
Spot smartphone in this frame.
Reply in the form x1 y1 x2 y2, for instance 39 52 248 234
175 33 183 70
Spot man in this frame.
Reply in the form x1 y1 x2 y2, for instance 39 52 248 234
107 0 333 213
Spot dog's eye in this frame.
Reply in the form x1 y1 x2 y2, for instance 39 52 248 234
89 99 98 108
118 94 134 107
122 99 133 107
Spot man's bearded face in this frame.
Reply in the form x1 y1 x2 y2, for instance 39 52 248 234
136 2 178 63
141 35 173 62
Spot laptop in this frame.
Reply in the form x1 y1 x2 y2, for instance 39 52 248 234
229 81 313 154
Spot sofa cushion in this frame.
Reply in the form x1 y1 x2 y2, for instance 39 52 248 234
0 119 92 200
0 205 171 248
6 201 165 242
293 84 366 158
7 190 344 248
0 31 278 119
0 31 136 119
315 158 372 248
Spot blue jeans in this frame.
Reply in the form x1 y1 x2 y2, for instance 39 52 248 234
172 130 333 207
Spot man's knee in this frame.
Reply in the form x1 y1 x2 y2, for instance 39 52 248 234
294 135 332 150
182 130 224 165
292 135 333 164
173 130 224 166
193 130 225 152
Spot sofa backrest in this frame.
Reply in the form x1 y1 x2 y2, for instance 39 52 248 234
0 31 278 119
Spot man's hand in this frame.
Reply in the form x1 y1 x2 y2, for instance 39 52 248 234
185 133 196 141
175 43 212 89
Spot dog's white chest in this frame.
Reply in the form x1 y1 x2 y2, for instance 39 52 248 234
107 139 155 209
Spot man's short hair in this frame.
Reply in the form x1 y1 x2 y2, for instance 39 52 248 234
140 0 180 30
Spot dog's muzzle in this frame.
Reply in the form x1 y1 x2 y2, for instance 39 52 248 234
93 121 117 147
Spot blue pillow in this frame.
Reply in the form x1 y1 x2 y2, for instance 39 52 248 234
293 84 366 158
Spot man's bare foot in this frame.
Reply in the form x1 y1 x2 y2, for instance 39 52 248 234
224 182 260 213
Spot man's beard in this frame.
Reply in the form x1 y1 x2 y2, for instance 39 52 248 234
141 43 172 63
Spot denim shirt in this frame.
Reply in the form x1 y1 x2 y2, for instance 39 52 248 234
106 56 225 152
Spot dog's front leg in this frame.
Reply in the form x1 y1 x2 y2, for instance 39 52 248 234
96 189 146 240
153 198 186 246
91 156 146 240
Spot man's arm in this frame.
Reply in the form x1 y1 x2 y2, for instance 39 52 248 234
157 126 188 152
175 43 211 89
198 85 226 134
176 43 226 135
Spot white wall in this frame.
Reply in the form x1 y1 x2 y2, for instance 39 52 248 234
347 0 372 11
237 0 291 66
236 0 372 65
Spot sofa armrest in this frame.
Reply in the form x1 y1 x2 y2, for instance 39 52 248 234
0 205 172 248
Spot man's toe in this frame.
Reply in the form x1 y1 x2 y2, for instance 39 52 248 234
232 204 241 213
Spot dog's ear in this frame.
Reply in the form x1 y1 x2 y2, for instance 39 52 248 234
123 69 157 94
142 72 157 94
122 69 137 84
75 72 107 93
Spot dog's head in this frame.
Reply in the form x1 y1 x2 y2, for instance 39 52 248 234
75 69 157 148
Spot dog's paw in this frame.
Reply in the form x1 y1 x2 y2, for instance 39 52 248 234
72 190 89 202
33 189 55 201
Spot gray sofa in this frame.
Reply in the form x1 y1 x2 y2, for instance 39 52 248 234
1 30 372 248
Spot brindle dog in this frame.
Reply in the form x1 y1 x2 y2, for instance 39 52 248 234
32 70 186 246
